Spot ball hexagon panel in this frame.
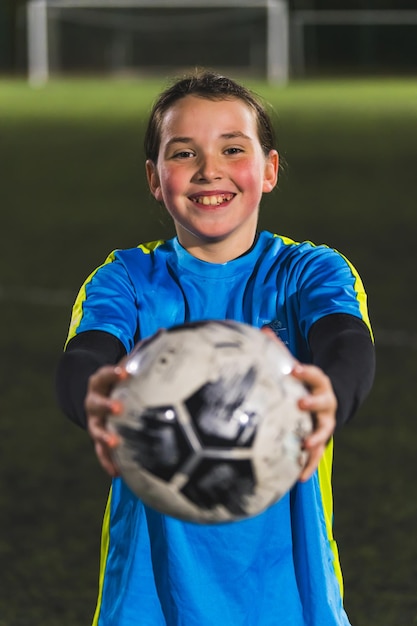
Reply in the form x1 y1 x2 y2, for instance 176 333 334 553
181 458 255 515
116 406 193 482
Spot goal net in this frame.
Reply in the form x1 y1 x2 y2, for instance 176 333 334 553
27 0 289 85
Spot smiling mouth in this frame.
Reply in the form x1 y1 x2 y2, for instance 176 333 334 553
191 193 235 207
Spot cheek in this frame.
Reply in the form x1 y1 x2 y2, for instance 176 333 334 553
233 161 264 196
157 168 183 204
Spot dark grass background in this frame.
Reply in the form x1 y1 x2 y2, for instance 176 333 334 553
1 78 416 625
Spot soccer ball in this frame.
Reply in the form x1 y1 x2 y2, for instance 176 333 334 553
107 320 312 524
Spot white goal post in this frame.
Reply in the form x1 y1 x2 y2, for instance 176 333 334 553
27 0 290 86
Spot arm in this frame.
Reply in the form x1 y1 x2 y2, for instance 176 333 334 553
263 312 375 481
308 313 375 428
296 312 374 481
55 330 127 429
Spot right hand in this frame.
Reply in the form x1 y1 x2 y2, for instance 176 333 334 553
85 365 128 477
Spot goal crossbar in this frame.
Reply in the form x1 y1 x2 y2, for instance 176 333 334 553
27 0 289 85
30 0 279 6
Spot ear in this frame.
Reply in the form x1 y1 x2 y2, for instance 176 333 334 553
146 160 163 202
262 150 279 194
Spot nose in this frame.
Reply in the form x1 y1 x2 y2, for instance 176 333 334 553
194 153 222 182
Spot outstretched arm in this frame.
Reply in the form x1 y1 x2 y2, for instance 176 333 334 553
55 330 126 429
263 313 375 482
308 313 375 428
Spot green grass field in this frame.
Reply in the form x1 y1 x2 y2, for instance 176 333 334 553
1 77 417 626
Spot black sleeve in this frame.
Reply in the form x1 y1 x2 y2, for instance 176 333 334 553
55 330 127 430
308 313 375 428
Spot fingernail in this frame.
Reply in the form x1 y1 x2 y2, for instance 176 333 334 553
111 400 124 415
106 433 120 449
115 366 129 380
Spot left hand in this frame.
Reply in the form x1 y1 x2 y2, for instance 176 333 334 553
260 327 337 482
291 363 337 482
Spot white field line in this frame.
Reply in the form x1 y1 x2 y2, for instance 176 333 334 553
1 285 415 350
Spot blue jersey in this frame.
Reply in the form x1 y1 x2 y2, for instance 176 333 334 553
67 231 371 626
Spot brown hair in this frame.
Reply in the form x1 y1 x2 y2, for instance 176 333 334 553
144 70 277 163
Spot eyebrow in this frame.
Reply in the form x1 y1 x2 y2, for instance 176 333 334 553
166 136 193 147
220 131 252 141
166 131 252 147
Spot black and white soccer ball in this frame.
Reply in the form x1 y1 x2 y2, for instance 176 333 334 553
107 320 313 524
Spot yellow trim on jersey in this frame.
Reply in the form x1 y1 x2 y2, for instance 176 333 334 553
340 253 373 340
317 440 344 598
273 234 373 340
64 250 118 348
64 241 165 349
138 240 164 254
274 234 360 598
273 234 296 246
92 488 112 626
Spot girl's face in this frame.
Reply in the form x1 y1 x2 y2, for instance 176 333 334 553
146 95 278 262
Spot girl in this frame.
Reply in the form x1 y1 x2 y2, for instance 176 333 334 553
56 70 375 626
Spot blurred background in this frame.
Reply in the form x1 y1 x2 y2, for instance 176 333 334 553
1 0 417 79
0 1 416 625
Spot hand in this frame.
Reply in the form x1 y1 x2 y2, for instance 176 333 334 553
291 363 337 482
85 365 128 477
260 326 336 482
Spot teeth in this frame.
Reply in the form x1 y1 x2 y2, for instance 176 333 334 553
194 194 233 206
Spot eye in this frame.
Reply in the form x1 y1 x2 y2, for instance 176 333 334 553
172 150 195 159
224 147 244 155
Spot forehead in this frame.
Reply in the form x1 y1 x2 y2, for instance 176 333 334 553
160 95 258 138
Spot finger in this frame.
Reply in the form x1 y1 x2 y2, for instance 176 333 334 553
298 391 336 415
88 410 121 440
88 364 128 395
292 363 337 427
260 326 278 340
292 363 333 393
299 443 326 482
260 326 292 351
303 417 334 449
89 413 122 475
85 391 124 423
94 440 121 477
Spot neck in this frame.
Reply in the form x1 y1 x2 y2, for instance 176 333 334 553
177 230 258 264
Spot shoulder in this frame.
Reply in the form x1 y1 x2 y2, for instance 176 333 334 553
113 239 171 262
74 239 172 303
270 232 343 259
262 230 370 317
95 239 173 274
260 231 355 273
